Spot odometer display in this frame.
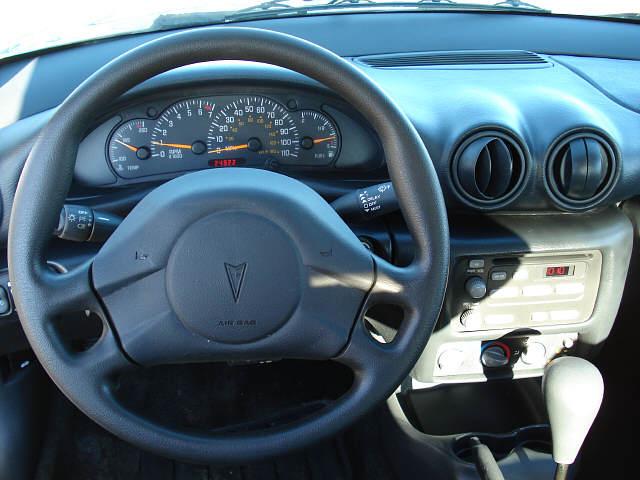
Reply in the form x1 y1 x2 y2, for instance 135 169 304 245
208 96 299 164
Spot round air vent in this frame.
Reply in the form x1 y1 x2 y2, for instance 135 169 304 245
545 132 617 211
451 131 527 209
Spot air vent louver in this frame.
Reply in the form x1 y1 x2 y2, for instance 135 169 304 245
357 50 548 68
452 131 526 209
546 132 617 210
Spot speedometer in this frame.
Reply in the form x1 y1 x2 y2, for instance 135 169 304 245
207 96 299 165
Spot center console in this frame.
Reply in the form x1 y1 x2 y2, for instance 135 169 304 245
411 208 632 384
372 207 634 480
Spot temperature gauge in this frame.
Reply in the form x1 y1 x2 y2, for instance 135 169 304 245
293 110 340 166
108 119 151 178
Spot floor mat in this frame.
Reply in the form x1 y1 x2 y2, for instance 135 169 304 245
35 364 395 480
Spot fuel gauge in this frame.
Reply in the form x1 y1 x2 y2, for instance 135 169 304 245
293 110 340 166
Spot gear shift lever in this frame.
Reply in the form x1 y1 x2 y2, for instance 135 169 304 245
542 357 604 480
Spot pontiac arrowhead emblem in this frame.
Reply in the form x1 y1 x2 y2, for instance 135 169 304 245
224 263 247 303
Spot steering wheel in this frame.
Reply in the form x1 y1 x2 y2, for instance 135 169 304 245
8 27 448 464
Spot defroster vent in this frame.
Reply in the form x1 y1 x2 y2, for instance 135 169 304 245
356 50 548 68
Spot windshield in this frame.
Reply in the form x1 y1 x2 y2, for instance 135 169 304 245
1 0 637 61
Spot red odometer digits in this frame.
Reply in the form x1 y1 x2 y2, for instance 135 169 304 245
208 158 245 168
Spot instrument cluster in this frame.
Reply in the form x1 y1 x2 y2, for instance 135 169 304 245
108 94 342 179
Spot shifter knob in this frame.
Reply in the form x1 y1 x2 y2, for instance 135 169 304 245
542 357 604 466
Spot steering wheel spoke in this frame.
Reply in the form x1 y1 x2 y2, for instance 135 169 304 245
40 260 101 316
68 322 134 378
336 256 426 375
372 256 420 305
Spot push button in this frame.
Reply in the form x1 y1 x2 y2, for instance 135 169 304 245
484 314 514 326
0 287 11 316
513 269 529 281
530 311 550 323
490 286 519 299
490 271 508 281
522 284 553 297
555 283 585 295
550 310 580 322
468 259 485 269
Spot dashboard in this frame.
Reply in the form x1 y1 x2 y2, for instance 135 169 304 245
1 11 640 388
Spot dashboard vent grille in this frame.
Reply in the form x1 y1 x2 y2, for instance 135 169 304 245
545 132 617 210
452 131 527 209
356 50 548 68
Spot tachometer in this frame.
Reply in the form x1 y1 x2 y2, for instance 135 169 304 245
150 98 215 165
108 119 151 178
207 96 299 165
296 110 340 166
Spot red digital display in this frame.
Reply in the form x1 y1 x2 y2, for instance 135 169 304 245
208 158 245 168
545 265 574 277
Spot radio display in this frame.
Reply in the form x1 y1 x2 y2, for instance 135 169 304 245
545 265 575 277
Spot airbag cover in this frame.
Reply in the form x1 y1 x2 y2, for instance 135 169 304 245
166 211 301 343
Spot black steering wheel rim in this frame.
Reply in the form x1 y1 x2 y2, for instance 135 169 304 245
8 27 449 463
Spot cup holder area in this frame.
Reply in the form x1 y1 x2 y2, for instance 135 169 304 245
453 424 552 463
402 378 547 435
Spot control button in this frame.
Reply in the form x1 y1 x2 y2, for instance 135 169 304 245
513 269 529 281
480 342 511 368
465 276 487 299
437 349 466 373
530 311 550 323
550 310 580 322
468 259 485 269
490 286 520 299
522 284 554 297
555 283 585 296
484 314 514 326
491 271 508 281
521 341 547 366
0 287 10 316
460 309 482 330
